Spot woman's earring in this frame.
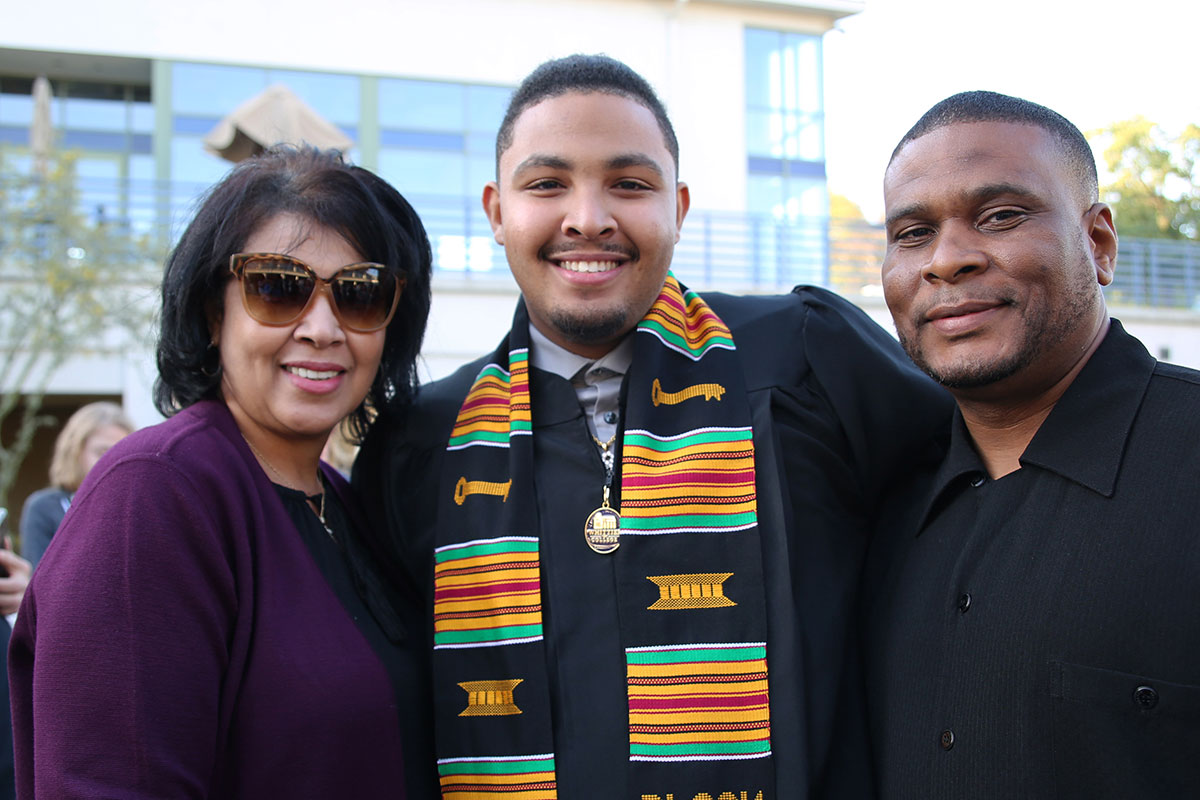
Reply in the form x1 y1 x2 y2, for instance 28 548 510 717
201 340 221 378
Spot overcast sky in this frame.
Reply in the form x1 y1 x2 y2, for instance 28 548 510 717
822 0 1200 221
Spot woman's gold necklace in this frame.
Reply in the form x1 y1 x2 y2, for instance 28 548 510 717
243 436 335 540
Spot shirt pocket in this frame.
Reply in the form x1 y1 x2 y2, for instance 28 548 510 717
1049 659 1200 799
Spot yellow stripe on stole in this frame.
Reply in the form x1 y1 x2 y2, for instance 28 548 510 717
435 591 543 615
435 611 544 631
435 566 541 587
627 661 767 679
435 552 539 573
629 728 769 745
628 707 771 726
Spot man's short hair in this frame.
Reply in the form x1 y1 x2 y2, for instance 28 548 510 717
495 53 680 175
890 90 1098 203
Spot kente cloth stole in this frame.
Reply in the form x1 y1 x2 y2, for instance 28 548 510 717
433 274 774 799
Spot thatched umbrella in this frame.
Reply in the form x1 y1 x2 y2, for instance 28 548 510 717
203 84 353 163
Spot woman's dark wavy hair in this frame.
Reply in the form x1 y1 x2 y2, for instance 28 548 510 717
153 146 432 442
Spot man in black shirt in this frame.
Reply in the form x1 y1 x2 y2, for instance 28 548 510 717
866 90 1200 798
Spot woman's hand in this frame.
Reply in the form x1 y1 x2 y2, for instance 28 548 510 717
0 538 33 616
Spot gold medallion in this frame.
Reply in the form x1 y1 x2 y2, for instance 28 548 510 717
584 485 621 554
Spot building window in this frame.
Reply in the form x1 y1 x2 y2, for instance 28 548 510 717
744 27 827 285
168 63 361 200
377 78 510 273
0 76 154 235
744 27 826 220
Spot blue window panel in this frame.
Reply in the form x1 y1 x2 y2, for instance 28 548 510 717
466 130 495 157
434 233 499 273
170 135 232 185
379 79 464 131
61 130 130 151
130 102 154 134
467 153 495 196
789 37 823 114
378 148 466 198
746 109 824 161
268 70 360 125
62 97 126 131
467 85 511 132
172 63 267 115
745 29 822 116
747 173 785 215
744 28 781 109
380 129 464 150
130 153 155 181
0 93 35 126
747 157 825 180
129 133 153 154
174 115 220 135
0 126 27 144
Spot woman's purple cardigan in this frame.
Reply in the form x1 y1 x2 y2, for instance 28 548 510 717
9 400 407 798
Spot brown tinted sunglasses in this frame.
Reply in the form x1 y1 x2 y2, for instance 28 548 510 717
229 252 404 333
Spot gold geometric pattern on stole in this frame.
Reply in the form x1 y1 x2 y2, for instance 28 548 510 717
457 679 524 716
651 378 727 407
646 573 737 610
453 476 513 505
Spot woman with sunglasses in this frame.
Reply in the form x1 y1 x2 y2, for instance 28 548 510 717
9 147 435 798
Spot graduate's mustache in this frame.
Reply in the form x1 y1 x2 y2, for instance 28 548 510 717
540 242 638 261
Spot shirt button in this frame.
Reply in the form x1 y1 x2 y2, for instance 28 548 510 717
969 473 986 488
1134 685 1159 710
957 593 972 613
940 729 955 750
603 411 619 424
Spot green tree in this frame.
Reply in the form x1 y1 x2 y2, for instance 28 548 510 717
1091 117 1200 239
0 152 159 512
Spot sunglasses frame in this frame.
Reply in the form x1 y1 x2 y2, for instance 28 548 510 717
229 252 404 333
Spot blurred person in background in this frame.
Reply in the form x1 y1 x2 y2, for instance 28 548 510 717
10 147 434 798
19 401 134 568
0 535 30 800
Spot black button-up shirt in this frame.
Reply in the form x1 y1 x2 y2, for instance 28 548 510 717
864 320 1200 799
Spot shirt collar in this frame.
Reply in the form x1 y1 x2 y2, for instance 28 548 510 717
1019 319 1154 496
917 319 1155 530
527 322 635 383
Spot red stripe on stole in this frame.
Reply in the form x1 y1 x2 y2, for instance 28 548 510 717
621 470 756 487
458 395 510 412
434 579 541 601
629 692 769 711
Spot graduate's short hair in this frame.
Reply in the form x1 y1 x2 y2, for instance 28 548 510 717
890 90 1098 203
495 53 679 174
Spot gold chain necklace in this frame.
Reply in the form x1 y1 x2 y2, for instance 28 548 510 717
242 436 335 540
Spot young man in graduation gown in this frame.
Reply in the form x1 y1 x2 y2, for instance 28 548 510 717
357 54 949 800
865 91 1200 798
